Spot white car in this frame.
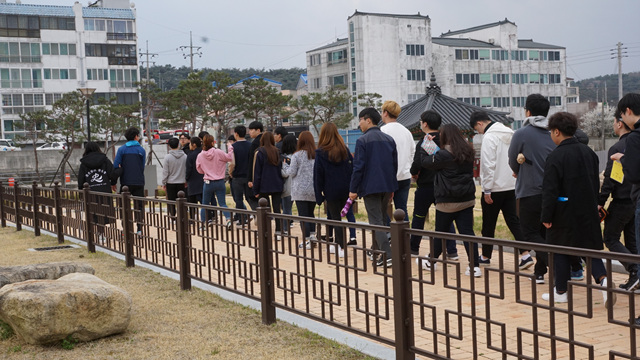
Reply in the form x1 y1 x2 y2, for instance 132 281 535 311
36 142 66 151
0 139 21 151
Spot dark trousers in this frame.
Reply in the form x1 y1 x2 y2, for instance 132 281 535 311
433 207 479 267
363 193 393 258
187 193 202 221
518 195 548 276
261 193 282 232
296 200 316 238
554 254 606 292
231 177 258 223
603 199 637 274
166 183 185 217
410 186 457 255
326 199 347 248
481 190 526 258
121 184 144 232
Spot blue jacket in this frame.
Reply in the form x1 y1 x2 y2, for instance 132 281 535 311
314 147 353 204
349 126 398 197
113 141 146 186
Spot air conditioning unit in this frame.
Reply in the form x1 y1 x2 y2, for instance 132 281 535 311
488 38 495 44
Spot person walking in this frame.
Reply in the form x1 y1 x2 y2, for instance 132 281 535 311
185 136 204 221
252 132 284 234
113 127 145 234
196 134 234 228
162 137 187 217
279 134 297 234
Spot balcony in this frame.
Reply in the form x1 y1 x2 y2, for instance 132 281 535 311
0 55 42 63
107 33 136 41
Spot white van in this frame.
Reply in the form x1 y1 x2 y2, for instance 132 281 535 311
0 139 21 151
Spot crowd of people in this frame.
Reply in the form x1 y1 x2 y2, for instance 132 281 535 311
77 93 640 325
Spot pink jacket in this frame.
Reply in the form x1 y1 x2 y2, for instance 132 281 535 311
196 145 233 181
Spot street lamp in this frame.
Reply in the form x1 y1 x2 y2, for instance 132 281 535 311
78 87 96 142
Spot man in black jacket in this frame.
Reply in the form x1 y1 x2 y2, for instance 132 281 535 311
409 110 458 260
185 136 205 220
599 109 638 291
247 121 263 191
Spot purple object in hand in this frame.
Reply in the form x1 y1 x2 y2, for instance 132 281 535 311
340 198 354 217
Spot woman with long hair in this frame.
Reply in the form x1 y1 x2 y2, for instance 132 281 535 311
78 141 117 244
283 131 317 248
279 134 297 235
196 134 234 228
253 131 284 232
418 124 480 277
314 122 353 257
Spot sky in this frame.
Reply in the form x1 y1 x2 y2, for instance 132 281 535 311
40 0 640 81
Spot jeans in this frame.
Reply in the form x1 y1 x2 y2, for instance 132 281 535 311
281 196 293 232
480 190 527 258
433 206 479 267
554 254 607 292
410 185 457 255
363 193 392 258
201 180 230 221
346 206 356 239
518 195 548 276
296 200 316 238
385 178 410 224
603 200 637 274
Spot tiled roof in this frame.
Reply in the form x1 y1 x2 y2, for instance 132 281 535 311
83 7 135 20
397 74 512 133
307 38 348 53
441 19 515 37
348 11 429 20
432 37 500 48
0 3 74 17
518 39 564 50
234 75 282 86
300 74 307 84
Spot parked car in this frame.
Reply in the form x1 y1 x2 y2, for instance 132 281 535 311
36 142 66 151
0 139 21 151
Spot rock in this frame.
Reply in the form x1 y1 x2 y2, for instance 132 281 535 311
0 273 132 344
0 262 95 288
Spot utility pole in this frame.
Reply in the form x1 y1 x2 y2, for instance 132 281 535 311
602 81 607 150
139 41 158 164
612 42 627 100
178 31 202 73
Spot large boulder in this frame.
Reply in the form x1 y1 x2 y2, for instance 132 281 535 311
0 262 95 288
0 273 132 344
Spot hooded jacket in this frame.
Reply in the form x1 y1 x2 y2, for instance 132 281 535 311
113 140 145 186
196 145 233 181
507 116 556 199
162 149 187 186
479 122 516 194
410 132 440 188
420 146 475 204
78 152 116 193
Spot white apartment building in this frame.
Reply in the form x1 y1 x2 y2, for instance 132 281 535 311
0 0 138 139
432 19 566 127
307 14 567 129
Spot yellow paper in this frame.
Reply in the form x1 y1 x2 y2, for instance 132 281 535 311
611 160 624 184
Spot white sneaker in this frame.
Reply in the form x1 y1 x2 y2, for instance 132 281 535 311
298 241 312 249
601 277 617 309
416 258 436 271
329 244 337 254
309 233 318 241
465 266 481 277
97 234 106 244
542 288 568 303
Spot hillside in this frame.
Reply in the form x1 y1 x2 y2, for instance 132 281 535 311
574 72 640 103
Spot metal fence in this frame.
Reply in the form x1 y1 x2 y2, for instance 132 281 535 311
1 181 639 360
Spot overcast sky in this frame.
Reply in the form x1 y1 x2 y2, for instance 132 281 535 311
41 0 640 81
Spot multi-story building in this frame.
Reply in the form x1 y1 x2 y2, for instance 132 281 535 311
307 14 567 129
432 19 566 128
0 0 138 139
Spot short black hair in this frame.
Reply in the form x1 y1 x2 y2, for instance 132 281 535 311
469 111 490 128
234 125 246 138
190 137 201 148
168 137 180 149
358 107 382 125
227 134 236 142
198 131 209 139
525 94 550 117
617 93 640 118
124 127 140 141
248 121 263 132
179 133 191 140
274 126 288 138
420 110 442 130
281 134 297 155
548 112 578 136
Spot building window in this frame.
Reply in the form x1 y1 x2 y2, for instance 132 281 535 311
511 74 528 84
406 44 425 56
478 49 490 60
455 73 479 84
492 50 509 60
512 97 526 107
407 69 426 81
493 97 510 107
311 78 321 89
529 73 540 84
480 97 492 108
550 74 561 84
493 74 509 84
455 49 478 60
309 53 321 66
547 51 560 61
331 74 345 86
327 49 347 65
349 22 354 42
457 97 481 106
511 50 527 61
407 94 422 103
548 96 562 106
528 50 539 60
0 41 41 63
480 73 491 84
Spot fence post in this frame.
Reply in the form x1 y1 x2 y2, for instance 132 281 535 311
31 180 40 236
0 181 6 228
122 186 135 267
256 197 276 325
13 181 21 231
176 191 191 290
390 209 415 360
53 181 64 244
83 183 95 253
